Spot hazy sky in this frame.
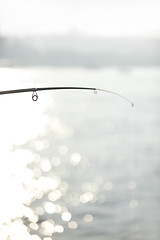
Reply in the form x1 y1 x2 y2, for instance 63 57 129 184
0 0 160 37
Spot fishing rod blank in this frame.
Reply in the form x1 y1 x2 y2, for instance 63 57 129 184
0 87 134 107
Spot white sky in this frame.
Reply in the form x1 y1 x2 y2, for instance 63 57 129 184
0 0 160 37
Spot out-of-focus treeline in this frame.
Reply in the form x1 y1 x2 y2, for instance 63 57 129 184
0 34 160 68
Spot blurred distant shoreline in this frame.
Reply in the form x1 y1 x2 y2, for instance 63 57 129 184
0 34 160 68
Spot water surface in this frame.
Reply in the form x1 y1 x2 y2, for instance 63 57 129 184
0 67 159 240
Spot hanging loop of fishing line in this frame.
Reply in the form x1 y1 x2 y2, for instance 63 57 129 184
32 90 38 101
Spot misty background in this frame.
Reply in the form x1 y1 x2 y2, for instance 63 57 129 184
0 0 160 68
0 1 160 240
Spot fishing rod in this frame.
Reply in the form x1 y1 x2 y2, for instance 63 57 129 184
0 87 134 107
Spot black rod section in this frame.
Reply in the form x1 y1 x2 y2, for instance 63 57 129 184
0 87 96 95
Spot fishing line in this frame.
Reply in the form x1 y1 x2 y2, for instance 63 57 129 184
0 87 134 107
129 105 136 238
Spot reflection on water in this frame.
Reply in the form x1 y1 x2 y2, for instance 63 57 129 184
0 67 160 240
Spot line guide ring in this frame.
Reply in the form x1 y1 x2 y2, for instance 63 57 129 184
32 91 38 101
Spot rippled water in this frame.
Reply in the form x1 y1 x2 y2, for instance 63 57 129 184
0 67 160 240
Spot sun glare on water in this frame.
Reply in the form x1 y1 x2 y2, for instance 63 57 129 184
0 68 83 239
0 66 140 239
